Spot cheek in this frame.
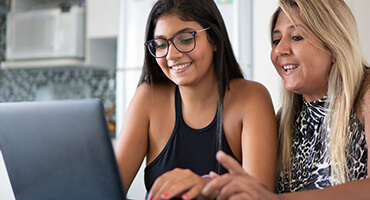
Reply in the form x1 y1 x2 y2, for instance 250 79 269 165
270 51 278 68
311 52 333 73
193 41 214 60
156 58 168 71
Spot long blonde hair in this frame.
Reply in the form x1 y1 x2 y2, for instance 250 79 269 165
271 0 368 185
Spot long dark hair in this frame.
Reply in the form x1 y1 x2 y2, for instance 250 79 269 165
140 0 244 172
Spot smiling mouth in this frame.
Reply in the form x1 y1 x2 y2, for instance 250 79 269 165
171 62 192 70
283 65 298 72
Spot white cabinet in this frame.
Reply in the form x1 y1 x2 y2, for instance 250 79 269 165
87 0 118 39
2 0 119 69
85 0 119 69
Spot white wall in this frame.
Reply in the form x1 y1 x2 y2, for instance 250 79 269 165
346 0 370 62
252 0 281 111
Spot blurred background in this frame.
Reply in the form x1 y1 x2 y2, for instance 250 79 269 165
0 0 369 199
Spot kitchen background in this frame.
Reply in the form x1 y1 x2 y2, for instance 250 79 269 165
0 0 369 199
0 0 118 136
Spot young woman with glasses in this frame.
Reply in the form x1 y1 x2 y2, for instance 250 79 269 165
115 0 277 199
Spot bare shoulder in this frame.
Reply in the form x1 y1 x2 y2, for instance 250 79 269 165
358 68 370 172
358 68 370 123
223 78 275 123
361 87 370 111
118 82 176 141
225 78 272 105
133 83 176 108
359 85 370 125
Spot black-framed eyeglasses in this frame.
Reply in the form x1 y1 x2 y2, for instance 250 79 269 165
145 27 210 58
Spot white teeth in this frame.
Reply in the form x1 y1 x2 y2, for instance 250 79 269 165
283 65 298 71
171 63 191 70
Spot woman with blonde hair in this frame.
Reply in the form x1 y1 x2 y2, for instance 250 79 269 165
202 0 370 199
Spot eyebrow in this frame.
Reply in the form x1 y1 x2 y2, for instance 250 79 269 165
154 27 195 39
272 24 304 35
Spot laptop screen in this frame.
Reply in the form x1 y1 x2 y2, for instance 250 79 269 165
0 99 126 200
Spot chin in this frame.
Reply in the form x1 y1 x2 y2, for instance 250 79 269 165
283 83 299 93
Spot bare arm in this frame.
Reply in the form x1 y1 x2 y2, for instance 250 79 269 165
114 84 151 193
201 80 278 199
240 81 278 191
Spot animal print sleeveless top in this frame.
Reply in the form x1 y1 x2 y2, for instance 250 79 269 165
276 96 368 193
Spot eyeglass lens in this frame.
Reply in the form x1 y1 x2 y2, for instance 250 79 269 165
147 32 195 58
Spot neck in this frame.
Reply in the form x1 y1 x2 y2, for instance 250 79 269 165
179 81 220 129
179 78 219 106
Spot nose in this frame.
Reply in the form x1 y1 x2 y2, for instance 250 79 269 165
273 37 291 56
166 41 183 60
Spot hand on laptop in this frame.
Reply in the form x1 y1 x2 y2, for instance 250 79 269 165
202 151 277 200
148 168 211 200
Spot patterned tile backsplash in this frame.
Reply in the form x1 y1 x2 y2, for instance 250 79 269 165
0 67 116 135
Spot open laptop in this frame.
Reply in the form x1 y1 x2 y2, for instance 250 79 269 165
0 99 126 200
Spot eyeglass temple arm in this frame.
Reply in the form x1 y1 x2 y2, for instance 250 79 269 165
196 27 211 34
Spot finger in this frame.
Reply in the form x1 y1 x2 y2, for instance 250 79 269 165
149 174 167 199
160 181 188 199
153 169 205 200
181 179 206 200
209 171 219 179
229 192 252 200
149 171 183 199
167 178 204 199
217 177 248 200
216 151 246 175
201 173 232 197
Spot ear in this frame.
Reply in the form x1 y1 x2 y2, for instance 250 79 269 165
213 43 217 52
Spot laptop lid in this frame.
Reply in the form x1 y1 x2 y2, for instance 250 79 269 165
0 150 16 200
0 99 126 200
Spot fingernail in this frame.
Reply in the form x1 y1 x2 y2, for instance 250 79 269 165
162 193 169 198
148 196 153 200
202 174 211 179
183 194 190 199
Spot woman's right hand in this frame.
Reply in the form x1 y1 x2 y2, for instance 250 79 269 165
148 168 211 200
202 151 279 200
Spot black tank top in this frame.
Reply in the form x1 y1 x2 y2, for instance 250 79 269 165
144 86 238 191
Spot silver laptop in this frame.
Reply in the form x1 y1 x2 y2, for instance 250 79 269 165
0 99 126 200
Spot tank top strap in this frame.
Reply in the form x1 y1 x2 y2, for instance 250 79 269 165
175 85 182 121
